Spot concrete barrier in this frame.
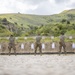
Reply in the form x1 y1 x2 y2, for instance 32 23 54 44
0 42 74 54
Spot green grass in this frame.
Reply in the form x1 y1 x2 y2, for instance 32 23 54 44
0 14 47 28
0 9 75 27
0 37 75 43
0 9 75 37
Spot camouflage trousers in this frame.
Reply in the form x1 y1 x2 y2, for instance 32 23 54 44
35 42 42 54
8 43 16 50
8 43 16 55
59 41 66 54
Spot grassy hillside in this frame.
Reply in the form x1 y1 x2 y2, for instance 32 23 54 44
0 9 75 36
0 24 12 36
0 13 47 27
0 9 75 27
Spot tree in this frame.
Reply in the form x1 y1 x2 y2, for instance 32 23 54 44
2 18 7 22
21 24 23 26
10 17 12 19
67 21 70 24
61 19 66 23
72 24 75 30
14 22 17 25
2 18 8 25
57 25 63 30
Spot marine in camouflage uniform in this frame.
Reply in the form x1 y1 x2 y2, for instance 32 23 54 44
59 33 66 55
35 33 42 55
8 35 16 55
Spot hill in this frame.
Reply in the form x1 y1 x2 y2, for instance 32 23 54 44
0 9 75 36
0 13 47 27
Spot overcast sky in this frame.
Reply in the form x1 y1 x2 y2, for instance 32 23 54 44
0 0 75 15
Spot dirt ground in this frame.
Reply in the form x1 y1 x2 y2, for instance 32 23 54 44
0 55 75 75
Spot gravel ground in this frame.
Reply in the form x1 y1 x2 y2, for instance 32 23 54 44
0 54 75 75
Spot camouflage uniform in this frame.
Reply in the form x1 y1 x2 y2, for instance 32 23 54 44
59 34 66 54
8 35 16 55
35 35 42 55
